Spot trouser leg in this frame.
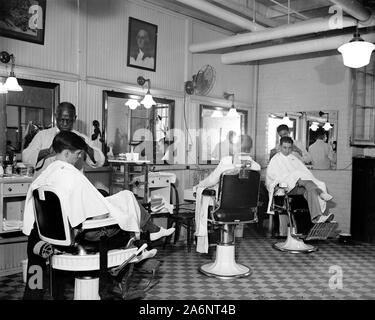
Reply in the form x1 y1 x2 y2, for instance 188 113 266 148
23 225 47 300
296 179 323 221
137 200 160 233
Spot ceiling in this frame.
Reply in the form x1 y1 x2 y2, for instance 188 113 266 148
142 0 375 64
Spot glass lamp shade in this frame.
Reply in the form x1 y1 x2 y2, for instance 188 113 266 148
211 110 223 118
338 40 375 68
0 82 8 94
4 76 23 91
323 122 333 131
125 99 140 110
282 115 293 127
141 93 156 109
310 122 319 131
227 107 239 117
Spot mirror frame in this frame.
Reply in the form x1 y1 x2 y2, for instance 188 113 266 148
102 90 175 164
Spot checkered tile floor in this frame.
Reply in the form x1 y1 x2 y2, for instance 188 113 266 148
1 226 375 300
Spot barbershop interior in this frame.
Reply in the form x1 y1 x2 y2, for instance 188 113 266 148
1 0 375 301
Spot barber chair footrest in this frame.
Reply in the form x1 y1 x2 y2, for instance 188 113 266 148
199 245 252 279
74 277 100 300
272 228 317 253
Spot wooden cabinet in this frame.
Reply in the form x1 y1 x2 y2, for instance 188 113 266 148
0 176 31 276
351 157 375 243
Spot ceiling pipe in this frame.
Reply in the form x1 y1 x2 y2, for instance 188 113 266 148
208 0 279 27
190 16 358 53
329 0 372 23
175 0 265 32
221 32 375 64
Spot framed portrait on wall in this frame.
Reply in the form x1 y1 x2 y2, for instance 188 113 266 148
0 0 46 45
127 17 158 72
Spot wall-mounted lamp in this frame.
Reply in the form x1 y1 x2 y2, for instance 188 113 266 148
309 121 319 131
281 112 293 127
137 76 156 109
338 25 375 68
223 92 238 117
0 51 23 92
125 99 140 110
319 111 333 131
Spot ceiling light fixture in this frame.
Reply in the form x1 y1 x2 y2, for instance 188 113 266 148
338 25 375 69
282 113 293 127
0 51 23 92
137 76 156 109
224 92 239 117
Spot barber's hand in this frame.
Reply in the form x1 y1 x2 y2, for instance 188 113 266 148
48 145 56 157
293 146 303 156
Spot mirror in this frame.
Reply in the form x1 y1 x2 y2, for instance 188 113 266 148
267 110 338 169
3 79 59 159
199 105 248 164
103 90 175 164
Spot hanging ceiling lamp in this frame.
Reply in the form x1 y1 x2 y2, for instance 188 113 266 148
0 51 23 91
282 113 293 127
338 25 375 69
137 76 156 109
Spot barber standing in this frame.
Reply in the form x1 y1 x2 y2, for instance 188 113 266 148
22 101 105 178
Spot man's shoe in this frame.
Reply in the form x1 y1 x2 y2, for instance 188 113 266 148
134 249 157 263
315 213 334 223
150 227 175 241
320 192 333 201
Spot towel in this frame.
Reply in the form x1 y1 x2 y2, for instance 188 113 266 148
194 186 215 253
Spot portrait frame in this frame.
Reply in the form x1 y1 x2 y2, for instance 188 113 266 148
127 17 158 72
0 0 46 45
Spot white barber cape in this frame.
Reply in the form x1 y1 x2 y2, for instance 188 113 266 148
194 154 261 253
23 160 141 236
266 152 328 215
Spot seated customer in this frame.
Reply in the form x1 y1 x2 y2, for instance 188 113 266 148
270 124 311 164
194 135 261 253
266 136 334 224
22 131 174 299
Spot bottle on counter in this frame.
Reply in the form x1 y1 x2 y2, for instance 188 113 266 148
4 155 13 175
0 156 4 177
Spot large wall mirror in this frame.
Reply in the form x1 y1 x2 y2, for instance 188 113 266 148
102 90 175 164
3 79 59 159
267 110 338 169
199 104 248 165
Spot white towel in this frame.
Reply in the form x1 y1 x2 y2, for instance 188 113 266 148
194 187 215 253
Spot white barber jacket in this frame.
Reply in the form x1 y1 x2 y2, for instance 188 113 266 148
23 160 141 236
22 127 105 179
265 152 328 214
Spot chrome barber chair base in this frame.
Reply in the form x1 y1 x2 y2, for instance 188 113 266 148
74 277 100 300
273 229 317 254
199 244 252 279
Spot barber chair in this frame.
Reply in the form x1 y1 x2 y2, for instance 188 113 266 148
199 169 260 279
32 186 143 300
271 187 338 253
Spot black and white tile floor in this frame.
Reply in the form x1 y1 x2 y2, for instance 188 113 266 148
1 226 375 300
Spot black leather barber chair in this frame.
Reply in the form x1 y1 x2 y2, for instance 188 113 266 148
271 187 338 253
199 168 260 279
32 186 146 300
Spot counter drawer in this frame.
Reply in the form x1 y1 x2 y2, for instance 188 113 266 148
3 183 31 196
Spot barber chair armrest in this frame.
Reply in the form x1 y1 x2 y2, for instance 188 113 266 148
82 216 118 229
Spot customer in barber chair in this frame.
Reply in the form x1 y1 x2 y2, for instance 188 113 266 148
22 131 174 299
266 136 334 225
193 134 261 253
